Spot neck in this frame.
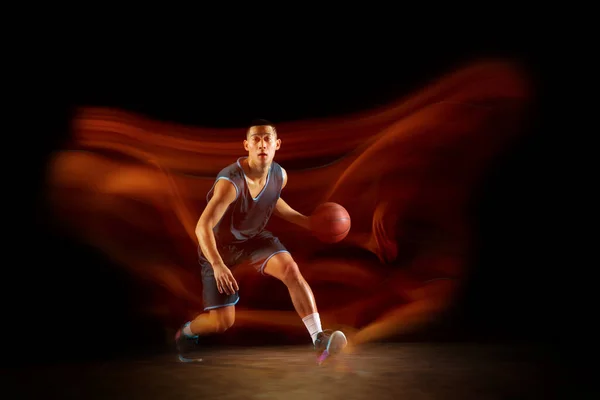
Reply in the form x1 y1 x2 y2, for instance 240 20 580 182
244 157 269 180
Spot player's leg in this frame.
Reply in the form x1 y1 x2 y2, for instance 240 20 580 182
262 251 347 362
262 251 318 325
244 232 321 343
175 259 239 357
189 305 235 335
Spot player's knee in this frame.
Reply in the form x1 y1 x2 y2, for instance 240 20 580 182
279 261 303 285
214 317 234 333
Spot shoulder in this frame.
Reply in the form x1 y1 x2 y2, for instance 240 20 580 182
212 178 238 200
217 159 244 180
210 159 245 201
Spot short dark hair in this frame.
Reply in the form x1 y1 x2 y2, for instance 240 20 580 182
250 118 274 127
247 119 277 138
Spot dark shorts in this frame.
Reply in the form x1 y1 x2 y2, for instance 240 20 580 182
198 230 289 311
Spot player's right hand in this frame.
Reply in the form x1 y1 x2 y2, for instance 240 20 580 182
212 263 239 295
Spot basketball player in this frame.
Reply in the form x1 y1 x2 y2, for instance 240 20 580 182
175 119 347 364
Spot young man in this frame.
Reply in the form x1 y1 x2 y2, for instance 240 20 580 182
175 119 347 364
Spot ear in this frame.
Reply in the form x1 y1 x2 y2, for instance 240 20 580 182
243 139 249 151
275 138 281 150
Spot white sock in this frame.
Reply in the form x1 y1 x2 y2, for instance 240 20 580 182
183 322 195 338
302 312 323 344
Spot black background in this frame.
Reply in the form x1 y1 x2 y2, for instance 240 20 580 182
8 30 573 374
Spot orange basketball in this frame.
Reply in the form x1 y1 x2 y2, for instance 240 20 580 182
309 202 351 243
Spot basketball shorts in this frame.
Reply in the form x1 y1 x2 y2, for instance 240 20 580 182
198 230 289 311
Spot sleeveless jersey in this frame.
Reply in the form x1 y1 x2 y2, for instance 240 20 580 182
205 157 284 246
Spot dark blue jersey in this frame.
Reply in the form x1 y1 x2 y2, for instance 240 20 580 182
205 157 284 246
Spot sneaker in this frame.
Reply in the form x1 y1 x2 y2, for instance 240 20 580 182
314 329 347 365
174 322 201 362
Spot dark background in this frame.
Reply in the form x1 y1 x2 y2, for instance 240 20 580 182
9 33 571 371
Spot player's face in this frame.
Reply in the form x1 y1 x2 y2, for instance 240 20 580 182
244 125 281 165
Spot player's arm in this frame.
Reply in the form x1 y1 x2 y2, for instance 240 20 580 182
195 179 239 294
274 167 311 230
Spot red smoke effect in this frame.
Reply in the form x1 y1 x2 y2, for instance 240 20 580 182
46 61 531 347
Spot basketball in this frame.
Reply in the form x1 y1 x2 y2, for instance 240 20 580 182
309 202 351 243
